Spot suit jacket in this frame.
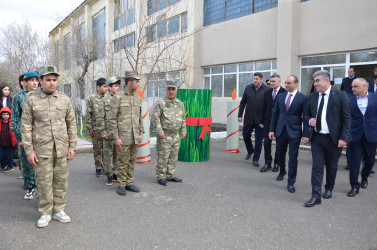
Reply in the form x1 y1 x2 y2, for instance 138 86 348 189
367 76 376 93
238 83 270 125
305 88 351 145
340 76 356 95
260 87 287 137
270 91 309 139
349 92 377 143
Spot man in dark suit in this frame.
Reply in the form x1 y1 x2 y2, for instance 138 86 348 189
304 70 351 207
259 74 286 172
366 67 377 91
269 75 309 193
347 78 377 197
238 72 270 167
340 67 356 95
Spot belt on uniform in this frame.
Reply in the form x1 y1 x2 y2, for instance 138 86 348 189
314 131 331 137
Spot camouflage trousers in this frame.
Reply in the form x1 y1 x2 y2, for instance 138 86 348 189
103 138 118 177
117 144 137 187
21 146 35 189
92 131 103 170
156 134 180 180
34 146 69 215
18 145 23 172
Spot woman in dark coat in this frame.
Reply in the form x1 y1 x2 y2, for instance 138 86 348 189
0 84 13 110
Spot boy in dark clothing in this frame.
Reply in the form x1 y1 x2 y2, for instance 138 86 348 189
0 107 17 172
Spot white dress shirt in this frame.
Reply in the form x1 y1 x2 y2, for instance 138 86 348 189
356 92 368 116
316 87 331 134
285 89 298 107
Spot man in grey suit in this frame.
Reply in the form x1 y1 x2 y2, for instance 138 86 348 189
304 70 351 207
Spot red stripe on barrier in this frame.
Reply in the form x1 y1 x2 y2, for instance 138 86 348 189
142 105 150 119
226 129 239 139
226 147 240 153
136 154 151 160
136 160 151 164
227 105 240 118
138 140 150 147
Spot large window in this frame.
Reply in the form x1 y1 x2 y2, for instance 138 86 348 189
93 9 106 60
114 0 135 31
114 32 135 53
148 0 181 15
54 42 60 71
204 0 277 26
147 71 181 98
64 34 71 70
204 60 277 97
147 13 187 43
76 24 86 66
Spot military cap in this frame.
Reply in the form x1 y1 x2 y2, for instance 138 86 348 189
24 71 39 80
125 71 141 80
106 76 121 86
39 65 60 77
166 80 178 89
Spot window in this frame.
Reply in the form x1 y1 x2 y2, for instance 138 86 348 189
148 0 181 15
203 60 277 97
147 13 187 43
114 32 135 53
64 34 71 70
114 0 134 31
146 71 182 98
204 0 277 26
301 0 310 2
64 84 71 97
54 42 60 71
93 9 106 60
76 24 86 66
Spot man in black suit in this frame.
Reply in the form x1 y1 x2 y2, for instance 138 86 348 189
238 72 270 167
304 70 351 207
366 67 377 91
259 74 286 172
347 78 377 197
269 75 309 193
340 67 356 95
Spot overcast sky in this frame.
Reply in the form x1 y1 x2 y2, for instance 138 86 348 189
0 0 84 38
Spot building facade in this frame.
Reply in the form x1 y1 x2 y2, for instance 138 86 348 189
50 0 377 123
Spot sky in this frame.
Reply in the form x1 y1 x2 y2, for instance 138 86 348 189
0 0 84 38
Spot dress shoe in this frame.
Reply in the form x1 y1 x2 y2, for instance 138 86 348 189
345 165 350 170
272 164 279 172
125 184 140 193
287 185 295 193
276 171 286 181
245 154 251 160
370 169 375 174
322 190 332 199
347 188 359 197
260 164 271 172
167 177 182 182
117 186 126 196
157 179 167 186
253 161 259 167
361 180 368 189
305 198 321 207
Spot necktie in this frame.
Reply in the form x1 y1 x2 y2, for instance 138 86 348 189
316 93 326 132
285 94 292 111
272 89 277 100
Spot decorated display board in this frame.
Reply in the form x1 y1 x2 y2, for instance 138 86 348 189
177 89 212 162
136 101 151 164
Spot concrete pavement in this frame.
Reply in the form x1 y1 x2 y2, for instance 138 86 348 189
0 139 376 249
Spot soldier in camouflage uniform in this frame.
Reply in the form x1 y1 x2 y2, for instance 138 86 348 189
12 71 39 199
107 72 144 196
21 65 77 228
86 78 107 177
97 76 120 186
151 81 186 186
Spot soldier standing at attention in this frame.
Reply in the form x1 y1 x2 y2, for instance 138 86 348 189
97 76 121 186
21 65 77 228
86 78 107 177
107 72 144 196
12 71 39 199
152 81 186 186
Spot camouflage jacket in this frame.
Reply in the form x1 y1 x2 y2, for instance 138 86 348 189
151 97 186 136
86 93 105 132
21 88 77 158
107 89 144 145
11 90 29 142
96 92 114 138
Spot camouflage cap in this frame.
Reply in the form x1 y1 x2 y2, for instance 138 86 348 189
125 71 141 80
39 65 60 77
106 76 121 86
24 71 39 80
166 80 178 89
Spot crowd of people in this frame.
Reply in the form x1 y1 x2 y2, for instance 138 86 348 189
239 68 377 207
